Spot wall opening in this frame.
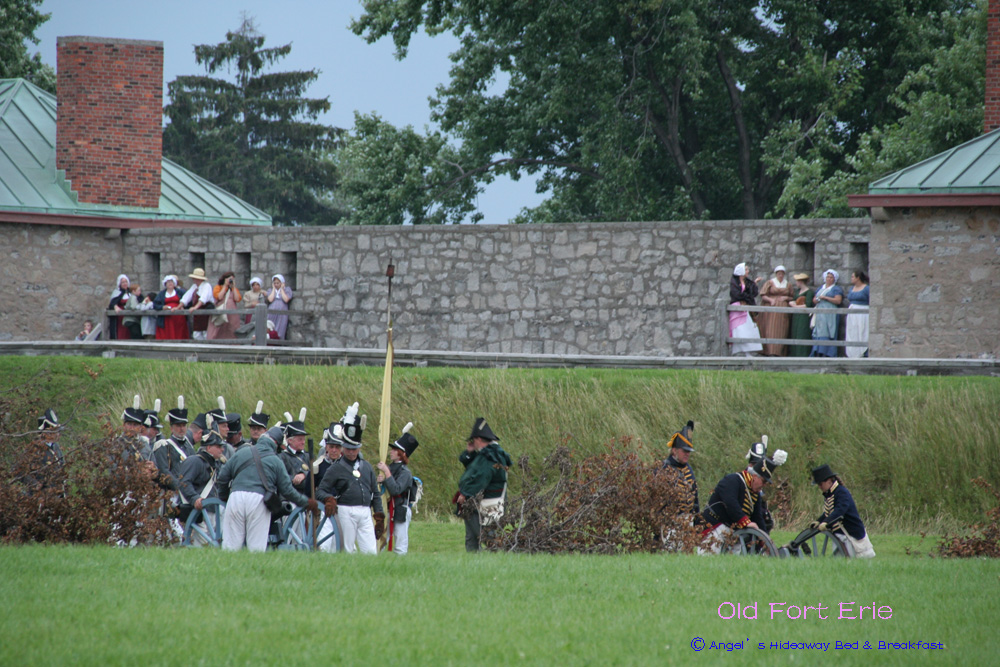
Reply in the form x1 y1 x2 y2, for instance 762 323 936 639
142 252 160 295
234 252 252 291
849 242 869 277
188 251 206 276
280 251 298 290
793 241 815 283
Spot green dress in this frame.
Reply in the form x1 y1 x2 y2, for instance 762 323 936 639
789 287 815 357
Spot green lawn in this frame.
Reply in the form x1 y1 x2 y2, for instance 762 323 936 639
1 523 995 665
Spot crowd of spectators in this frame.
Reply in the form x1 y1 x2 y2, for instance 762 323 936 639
92 270 294 343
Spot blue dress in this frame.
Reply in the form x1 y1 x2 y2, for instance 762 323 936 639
810 284 844 357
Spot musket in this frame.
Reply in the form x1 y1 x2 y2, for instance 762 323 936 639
376 259 395 552
308 437 317 550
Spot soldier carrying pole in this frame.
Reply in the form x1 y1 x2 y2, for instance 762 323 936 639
377 259 395 552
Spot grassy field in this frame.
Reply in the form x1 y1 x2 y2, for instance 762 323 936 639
2 356 999 533
1 523 996 665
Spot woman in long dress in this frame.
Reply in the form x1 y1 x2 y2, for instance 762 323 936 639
788 273 815 357
243 276 264 324
153 275 189 340
757 265 794 356
266 274 293 340
728 262 763 356
810 269 844 358
207 271 242 340
108 274 132 340
845 270 870 358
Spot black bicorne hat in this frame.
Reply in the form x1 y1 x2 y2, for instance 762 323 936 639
468 417 498 442
167 395 189 425
811 464 837 485
668 420 695 452
226 413 242 432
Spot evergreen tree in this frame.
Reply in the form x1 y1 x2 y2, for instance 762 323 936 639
163 17 341 225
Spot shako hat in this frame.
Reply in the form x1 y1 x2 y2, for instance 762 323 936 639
208 396 227 424
337 402 366 449
468 417 498 443
143 398 162 430
37 408 59 430
249 400 269 428
122 395 146 424
391 422 418 457
191 412 210 432
226 413 242 432
202 430 224 448
751 456 778 482
811 464 838 485
167 395 189 425
266 423 286 444
285 407 308 437
668 420 695 452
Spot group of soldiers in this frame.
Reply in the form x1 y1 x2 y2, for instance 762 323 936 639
660 420 875 558
35 395 420 554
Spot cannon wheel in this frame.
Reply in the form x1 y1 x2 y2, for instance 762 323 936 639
730 527 779 556
315 514 342 553
278 508 342 552
181 498 225 547
784 528 855 558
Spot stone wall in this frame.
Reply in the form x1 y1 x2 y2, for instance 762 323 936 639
869 207 999 358
120 219 870 356
0 223 124 340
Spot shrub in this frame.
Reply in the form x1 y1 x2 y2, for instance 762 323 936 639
938 478 1000 558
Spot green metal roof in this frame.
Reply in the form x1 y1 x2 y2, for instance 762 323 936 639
0 78 271 225
869 129 1000 195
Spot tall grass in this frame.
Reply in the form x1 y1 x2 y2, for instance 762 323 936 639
3 356 998 531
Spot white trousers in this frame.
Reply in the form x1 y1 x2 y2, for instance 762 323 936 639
317 513 342 553
339 504 377 555
697 524 732 555
846 532 877 558
222 491 270 552
391 507 411 555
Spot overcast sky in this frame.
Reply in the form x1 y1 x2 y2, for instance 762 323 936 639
34 0 544 224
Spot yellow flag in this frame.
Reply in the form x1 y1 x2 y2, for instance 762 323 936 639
378 328 394 465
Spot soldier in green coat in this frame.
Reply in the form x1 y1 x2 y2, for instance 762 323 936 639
456 417 512 552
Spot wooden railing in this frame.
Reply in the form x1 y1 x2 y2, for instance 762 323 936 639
102 302 314 347
716 299 870 356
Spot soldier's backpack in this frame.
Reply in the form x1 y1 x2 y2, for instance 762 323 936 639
409 477 423 514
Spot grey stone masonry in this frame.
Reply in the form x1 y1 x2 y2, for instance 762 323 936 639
120 219 869 355
869 207 999 359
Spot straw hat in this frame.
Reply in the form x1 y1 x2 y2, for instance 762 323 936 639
793 272 810 281
188 268 207 281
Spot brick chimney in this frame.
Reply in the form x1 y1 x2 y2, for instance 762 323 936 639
56 36 163 208
987 0 1000 132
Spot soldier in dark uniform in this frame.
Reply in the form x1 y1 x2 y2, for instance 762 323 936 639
210 396 229 445
121 395 152 462
36 408 65 468
152 396 196 494
315 402 384 554
25 408 66 493
662 420 700 522
142 400 162 449
177 429 225 524
376 422 418 555
314 422 344 485
698 455 783 554
279 416 311 497
247 401 269 444
186 412 208 452
223 412 249 460
456 417 512 552
744 436 787 533
810 464 876 558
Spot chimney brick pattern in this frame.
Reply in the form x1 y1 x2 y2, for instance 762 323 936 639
987 1 1000 133
56 37 164 208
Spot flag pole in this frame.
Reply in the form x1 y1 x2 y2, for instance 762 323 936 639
377 259 395 551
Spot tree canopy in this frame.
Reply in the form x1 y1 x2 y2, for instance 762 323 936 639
0 0 55 93
353 0 984 222
163 18 341 225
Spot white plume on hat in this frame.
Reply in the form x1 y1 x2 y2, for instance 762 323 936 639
359 414 367 430
177 395 185 410
401 422 413 435
133 395 141 410
772 449 788 466
153 399 161 413
298 407 307 422
217 396 227 412
284 412 294 423
343 402 359 424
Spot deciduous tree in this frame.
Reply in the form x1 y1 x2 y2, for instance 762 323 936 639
0 0 55 93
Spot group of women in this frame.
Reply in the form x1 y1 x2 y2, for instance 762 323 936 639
729 263 870 358
106 273 294 342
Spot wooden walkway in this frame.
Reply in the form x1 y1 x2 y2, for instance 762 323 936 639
1 341 997 376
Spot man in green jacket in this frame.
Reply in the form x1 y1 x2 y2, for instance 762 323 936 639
456 417 512 552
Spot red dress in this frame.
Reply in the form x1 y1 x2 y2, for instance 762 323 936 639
113 293 131 340
156 292 189 340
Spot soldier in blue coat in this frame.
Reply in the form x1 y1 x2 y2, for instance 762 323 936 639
810 464 876 558
377 423 418 555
